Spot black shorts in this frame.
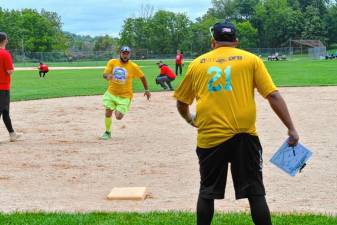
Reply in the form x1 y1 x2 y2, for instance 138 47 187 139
0 90 10 112
196 133 265 200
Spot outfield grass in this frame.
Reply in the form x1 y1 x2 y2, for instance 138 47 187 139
11 58 337 101
11 62 187 101
0 212 336 225
265 59 337 86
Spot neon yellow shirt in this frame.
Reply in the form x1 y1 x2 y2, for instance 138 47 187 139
174 47 277 148
104 59 144 98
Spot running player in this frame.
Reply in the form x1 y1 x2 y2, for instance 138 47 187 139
101 46 151 140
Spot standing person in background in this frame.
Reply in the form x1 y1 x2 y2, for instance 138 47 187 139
0 32 21 142
175 49 184 76
155 60 176 91
101 46 151 140
38 62 49 78
174 21 299 225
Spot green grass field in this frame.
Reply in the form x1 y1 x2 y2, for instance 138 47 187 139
10 58 337 101
0 211 336 225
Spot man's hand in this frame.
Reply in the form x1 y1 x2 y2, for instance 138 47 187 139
144 90 151 100
287 129 299 146
103 74 113 80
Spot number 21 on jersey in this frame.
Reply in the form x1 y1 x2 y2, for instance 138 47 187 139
207 66 232 92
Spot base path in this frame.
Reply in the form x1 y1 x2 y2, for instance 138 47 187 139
0 87 336 214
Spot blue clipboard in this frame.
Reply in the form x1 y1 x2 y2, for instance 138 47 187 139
270 140 312 176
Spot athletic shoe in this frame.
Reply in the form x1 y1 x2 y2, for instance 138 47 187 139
9 132 22 142
101 131 111 140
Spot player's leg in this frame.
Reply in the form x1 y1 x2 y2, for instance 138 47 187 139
114 96 131 120
197 195 214 225
230 133 272 225
196 142 229 225
101 108 113 140
0 90 21 142
248 196 272 225
2 109 14 133
179 64 182 75
175 63 178 75
39 71 42 77
43 72 46 77
156 76 168 90
114 110 124 120
101 91 116 140
166 79 174 91
0 90 13 133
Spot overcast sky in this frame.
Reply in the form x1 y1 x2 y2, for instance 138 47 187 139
0 0 212 37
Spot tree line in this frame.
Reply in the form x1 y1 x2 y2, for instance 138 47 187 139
0 7 118 54
1 0 337 56
119 0 337 55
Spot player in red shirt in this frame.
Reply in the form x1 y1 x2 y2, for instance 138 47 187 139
155 61 176 91
0 32 21 142
38 62 49 78
175 49 184 76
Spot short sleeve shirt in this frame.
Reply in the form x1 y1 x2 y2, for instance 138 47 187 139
174 47 277 148
104 59 144 98
0 48 14 90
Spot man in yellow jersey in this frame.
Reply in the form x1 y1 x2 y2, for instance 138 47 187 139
174 21 299 225
101 46 151 140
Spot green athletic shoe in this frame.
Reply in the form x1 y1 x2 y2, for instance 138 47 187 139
101 131 111 140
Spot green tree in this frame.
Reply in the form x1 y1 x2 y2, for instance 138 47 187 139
190 14 218 55
119 18 137 48
0 8 68 52
235 0 260 19
302 5 327 42
252 0 303 47
147 10 178 54
236 21 257 48
93 35 115 51
0 8 24 51
324 5 337 45
208 0 239 19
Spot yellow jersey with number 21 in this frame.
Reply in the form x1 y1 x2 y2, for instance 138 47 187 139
174 47 277 149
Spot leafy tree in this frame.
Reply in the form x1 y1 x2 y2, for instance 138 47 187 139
208 0 239 19
190 14 218 55
93 35 115 51
0 8 68 52
236 21 257 48
302 5 327 42
119 18 137 48
235 0 260 19
324 5 337 45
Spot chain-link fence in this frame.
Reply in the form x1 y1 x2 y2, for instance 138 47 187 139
10 47 326 65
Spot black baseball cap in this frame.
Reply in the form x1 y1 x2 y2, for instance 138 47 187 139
210 21 237 42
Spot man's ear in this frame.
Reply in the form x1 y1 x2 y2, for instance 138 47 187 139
211 38 216 49
235 38 239 47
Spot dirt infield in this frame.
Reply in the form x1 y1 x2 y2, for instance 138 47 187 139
0 87 336 214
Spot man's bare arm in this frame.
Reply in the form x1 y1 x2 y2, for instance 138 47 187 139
176 100 196 127
266 91 299 146
140 76 151 100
